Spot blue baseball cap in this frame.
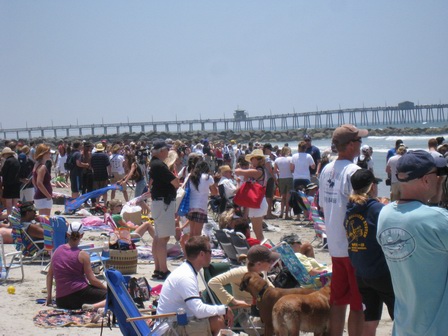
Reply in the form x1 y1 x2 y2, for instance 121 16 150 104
396 150 447 182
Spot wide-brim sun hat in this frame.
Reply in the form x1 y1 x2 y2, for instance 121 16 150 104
1 147 14 156
245 149 267 162
35 144 51 160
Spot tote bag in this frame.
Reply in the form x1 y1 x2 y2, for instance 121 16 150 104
233 181 265 209
177 180 191 216
176 175 190 212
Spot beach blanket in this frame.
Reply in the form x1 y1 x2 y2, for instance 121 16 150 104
33 309 104 328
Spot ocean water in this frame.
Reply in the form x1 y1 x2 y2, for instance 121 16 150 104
271 132 448 198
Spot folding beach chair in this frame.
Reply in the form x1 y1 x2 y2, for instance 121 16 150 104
227 231 250 257
41 216 68 273
271 242 331 289
297 191 328 249
104 268 177 336
214 229 242 266
104 213 147 246
0 235 24 283
200 262 261 336
9 208 46 263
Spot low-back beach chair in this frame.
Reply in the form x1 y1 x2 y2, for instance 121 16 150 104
41 216 68 273
104 268 177 336
9 208 46 263
214 229 242 266
272 242 331 289
297 191 328 249
0 234 24 283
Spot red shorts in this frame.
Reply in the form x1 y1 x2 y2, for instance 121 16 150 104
330 257 363 310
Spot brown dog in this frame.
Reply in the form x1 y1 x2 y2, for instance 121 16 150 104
272 285 331 336
239 272 316 336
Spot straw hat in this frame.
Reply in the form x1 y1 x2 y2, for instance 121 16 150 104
245 149 266 162
1 147 14 156
95 143 105 152
35 144 50 160
219 165 232 173
164 150 178 168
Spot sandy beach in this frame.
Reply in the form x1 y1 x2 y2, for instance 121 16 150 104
0 186 393 336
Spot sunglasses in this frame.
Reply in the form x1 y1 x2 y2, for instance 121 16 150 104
351 138 362 143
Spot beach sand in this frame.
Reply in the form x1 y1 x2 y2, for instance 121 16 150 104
0 186 392 336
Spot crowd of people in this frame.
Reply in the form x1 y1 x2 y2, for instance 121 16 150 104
2 128 448 335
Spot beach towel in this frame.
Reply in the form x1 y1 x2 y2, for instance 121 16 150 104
33 309 104 328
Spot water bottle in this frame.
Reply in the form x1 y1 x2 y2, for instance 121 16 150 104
176 307 188 326
102 241 110 259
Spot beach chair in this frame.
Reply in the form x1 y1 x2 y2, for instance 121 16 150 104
41 216 68 273
104 213 146 246
9 208 46 263
272 242 331 289
297 191 327 249
200 262 261 336
0 235 24 283
214 229 242 266
104 268 177 336
227 231 250 257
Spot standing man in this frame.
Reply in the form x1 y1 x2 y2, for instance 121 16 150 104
377 150 448 335
304 134 321 183
319 124 368 336
69 141 89 199
149 139 179 281
157 236 233 335
90 143 111 206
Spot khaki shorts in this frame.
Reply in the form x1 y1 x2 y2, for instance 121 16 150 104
152 199 176 238
168 317 212 336
278 178 293 195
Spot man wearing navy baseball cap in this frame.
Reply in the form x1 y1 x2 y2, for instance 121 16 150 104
377 150 448 335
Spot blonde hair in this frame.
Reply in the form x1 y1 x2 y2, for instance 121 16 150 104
107 199 123 212
348 184 372 205
281 146 291 156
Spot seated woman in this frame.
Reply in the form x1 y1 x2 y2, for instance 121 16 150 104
107 199 154 240
280 233 331 276
0 201 44 244
234 221 272 248
46 221 106 311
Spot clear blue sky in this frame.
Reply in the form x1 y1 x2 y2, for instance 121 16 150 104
1 1 447 129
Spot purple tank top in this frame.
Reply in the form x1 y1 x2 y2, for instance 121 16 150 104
33 164 53 200
52 245 88 298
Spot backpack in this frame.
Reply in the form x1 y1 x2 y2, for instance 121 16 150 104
64 152 75 170
128 276 151 309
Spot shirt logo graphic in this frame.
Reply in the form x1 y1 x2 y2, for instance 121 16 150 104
378 227 415 261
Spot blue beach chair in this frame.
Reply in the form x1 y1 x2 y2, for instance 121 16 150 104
272 242 331 289
104 268 177 336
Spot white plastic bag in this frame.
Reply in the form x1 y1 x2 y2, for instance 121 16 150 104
121 204 142 225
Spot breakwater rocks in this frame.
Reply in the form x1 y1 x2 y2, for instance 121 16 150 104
13 126 448 147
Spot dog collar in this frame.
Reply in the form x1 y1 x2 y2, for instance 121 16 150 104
257 284 268 302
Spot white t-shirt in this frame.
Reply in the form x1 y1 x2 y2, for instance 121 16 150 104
189 173 214 212
319 159 360 257
291 153 315 180
109 154 125 175
274 156 292 179
218 177 237 200
157 261 225 319
386 155 401 184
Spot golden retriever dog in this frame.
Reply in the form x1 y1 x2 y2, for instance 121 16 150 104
239 272 316 336
272 285 331 336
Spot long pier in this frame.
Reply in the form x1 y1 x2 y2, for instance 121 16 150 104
2 103 447 140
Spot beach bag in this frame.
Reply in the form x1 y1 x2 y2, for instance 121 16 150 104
233 181 265 209
176 175 190 211
177 179 191 216
64 153 75 171
128 276 151 309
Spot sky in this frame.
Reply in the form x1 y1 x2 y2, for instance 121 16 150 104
1 1 447 130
